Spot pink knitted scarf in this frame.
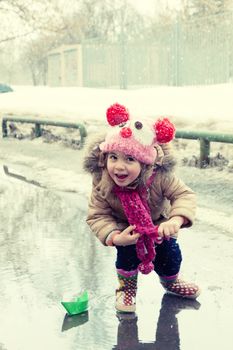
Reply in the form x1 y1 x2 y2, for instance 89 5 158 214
113 173 163 274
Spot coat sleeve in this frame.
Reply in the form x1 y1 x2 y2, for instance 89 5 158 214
160 173 196 226
86 187 120 245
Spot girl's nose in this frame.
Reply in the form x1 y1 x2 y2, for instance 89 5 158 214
115 159 125 170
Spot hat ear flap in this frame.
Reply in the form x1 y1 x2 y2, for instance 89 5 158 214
153 117 175 143
106 103 129 126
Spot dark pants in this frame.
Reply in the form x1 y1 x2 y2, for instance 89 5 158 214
115 238 182 277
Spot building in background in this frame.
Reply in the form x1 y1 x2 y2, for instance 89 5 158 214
47 44 83 87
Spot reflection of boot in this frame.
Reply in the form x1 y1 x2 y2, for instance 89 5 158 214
115 272 138 313
114 314 139 350
161 293 201 314
155 294 201 350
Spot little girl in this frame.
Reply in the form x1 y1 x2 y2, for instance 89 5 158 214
84 103 200 313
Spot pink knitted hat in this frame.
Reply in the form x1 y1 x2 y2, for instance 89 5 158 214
99 103 176 165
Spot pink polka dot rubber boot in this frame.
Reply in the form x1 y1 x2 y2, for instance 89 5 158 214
160 277 201 299
115 273 138 313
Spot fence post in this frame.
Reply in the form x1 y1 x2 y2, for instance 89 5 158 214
119 8 127 89
35 123 42 137
200 138 210 167
173 18 181 86
2 119 7 137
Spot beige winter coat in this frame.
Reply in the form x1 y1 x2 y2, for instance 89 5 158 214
83 136 196 245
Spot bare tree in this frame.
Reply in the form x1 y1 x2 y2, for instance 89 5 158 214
0 0 70 44
53 0 147 43
180 0 233 19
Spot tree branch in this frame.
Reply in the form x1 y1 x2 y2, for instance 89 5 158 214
0 30 36 44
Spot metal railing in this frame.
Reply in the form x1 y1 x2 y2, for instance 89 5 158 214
2 116 87 147
1 116 232 167
175 130 233 167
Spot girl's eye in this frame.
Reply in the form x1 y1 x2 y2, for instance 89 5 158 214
127 156 135 162
109 154 117 160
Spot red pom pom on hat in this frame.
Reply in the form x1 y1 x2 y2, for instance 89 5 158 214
154 117 175 143
120 127 132 138
106 103 129 126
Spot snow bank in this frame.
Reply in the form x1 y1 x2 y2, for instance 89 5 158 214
0 84 233 132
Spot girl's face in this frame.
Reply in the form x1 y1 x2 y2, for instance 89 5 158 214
107 151 142 187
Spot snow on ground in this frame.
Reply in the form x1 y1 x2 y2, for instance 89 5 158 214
0 84 233 132
1 84 233 165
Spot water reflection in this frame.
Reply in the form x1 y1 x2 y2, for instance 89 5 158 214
113 295 201 350
0 179 116 349
62 311 89 332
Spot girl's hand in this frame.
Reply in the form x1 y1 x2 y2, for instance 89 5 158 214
112 225 140 246
158 216 184 240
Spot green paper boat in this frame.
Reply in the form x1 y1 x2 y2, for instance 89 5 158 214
61 291 88 316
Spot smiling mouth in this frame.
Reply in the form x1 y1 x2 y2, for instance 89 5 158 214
115 174 128 180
